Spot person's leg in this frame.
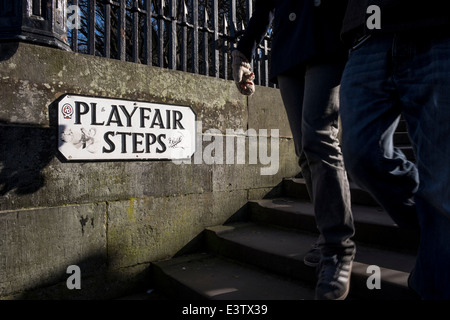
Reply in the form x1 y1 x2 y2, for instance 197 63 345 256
395 32 450 299
302 63 355 258
277 74 313 198
302 63 355 300
278 62 355 300
340 34 420 232
278 74 321 268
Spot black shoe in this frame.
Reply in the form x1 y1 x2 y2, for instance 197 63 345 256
315 255 353 300
303 242 321 267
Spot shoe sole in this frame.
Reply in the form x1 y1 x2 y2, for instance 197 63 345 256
303 258 319 267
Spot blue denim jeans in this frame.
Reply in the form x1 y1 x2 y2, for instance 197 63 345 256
278 63 355 258
340 32 450 299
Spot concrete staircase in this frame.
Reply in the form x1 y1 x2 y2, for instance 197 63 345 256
149 119 420 300
150 178 420 300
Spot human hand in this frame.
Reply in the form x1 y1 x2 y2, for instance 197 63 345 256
231 50 255 96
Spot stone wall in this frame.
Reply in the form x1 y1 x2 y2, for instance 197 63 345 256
0 42 299 299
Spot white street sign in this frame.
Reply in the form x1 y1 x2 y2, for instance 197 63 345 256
58 94 196 161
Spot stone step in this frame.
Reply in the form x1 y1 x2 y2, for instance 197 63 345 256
282 177 379 207
394 133 416 161
248 198 419 252
394 132 412 145
151 253 316 300
205 222 419 300
396 119 408 132
148 174 420 301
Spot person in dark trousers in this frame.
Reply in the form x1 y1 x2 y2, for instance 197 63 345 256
340 0 450 300
232 0 355 300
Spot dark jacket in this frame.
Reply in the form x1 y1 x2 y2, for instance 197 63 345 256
236 0 348 83
341 0 450 46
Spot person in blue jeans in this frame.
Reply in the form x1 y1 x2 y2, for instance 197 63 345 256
340 0 450 299
232 0 355 300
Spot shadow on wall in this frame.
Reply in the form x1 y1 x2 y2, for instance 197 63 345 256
0 122 58 197
0 42 18 63
4 252 153 300
0 45 60 199
0 100 65 200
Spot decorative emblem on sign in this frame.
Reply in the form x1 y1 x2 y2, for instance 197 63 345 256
62 103 74 119
57 94 196 160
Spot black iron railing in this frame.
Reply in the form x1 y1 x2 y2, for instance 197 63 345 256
0 0 274 87
67 0 273 86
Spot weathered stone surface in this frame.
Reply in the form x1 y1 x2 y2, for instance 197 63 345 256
3 263 151 300
0 203 106 297
248 86 293 138
107 191 247 268
211 138 299 192
0 42 247 132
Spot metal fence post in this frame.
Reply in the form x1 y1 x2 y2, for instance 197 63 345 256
0 0 71 51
